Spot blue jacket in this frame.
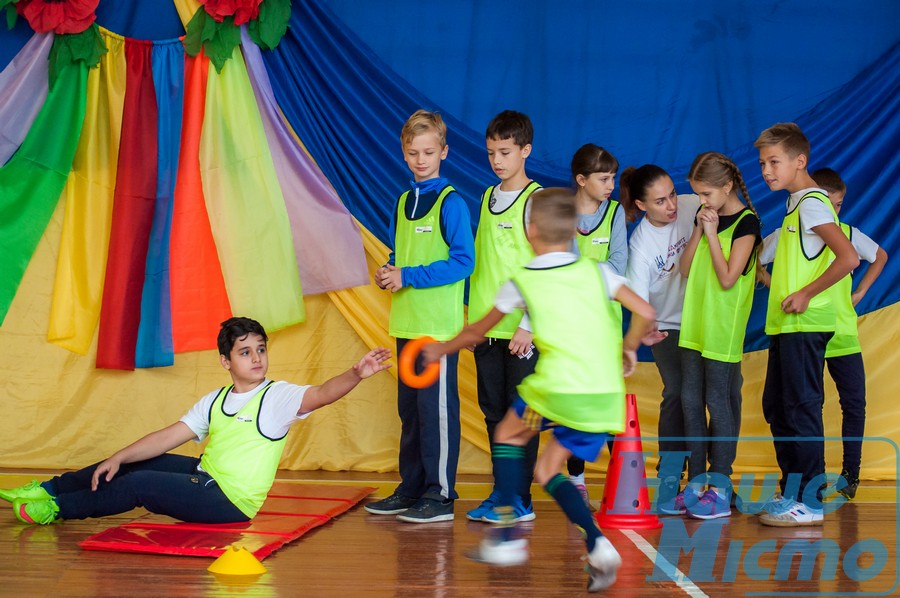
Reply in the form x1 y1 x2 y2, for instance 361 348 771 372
387 177 475 288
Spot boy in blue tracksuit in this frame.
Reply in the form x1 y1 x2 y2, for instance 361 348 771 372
366 109 475 523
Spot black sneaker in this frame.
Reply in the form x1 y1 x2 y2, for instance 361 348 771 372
838 469 859 500
396 498 454 523
364 493 418 515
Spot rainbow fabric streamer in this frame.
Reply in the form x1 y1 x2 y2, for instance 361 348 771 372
0 27 367 369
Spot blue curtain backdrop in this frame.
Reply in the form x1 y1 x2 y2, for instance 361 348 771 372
1 0 897 359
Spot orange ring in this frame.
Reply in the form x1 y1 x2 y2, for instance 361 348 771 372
398 336 440 388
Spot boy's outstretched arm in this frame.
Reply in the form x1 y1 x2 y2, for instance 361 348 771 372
299 347 393 414
782 222 859 314
615 285 656 377
852 245 888 306
92 422 198 490
422 308 506 365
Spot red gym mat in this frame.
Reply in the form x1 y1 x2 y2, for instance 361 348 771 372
79 482 374 560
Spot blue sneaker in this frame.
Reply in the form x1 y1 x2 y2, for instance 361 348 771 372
467 490 500 521
658 491 686 515
688 489 731 520
482 496 536 524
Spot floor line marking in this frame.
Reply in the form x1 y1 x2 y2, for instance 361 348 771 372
622 528 710 598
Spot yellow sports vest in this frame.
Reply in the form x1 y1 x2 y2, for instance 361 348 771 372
576 199 623 325
514 259 625 433
766 191 840 335
389 186 465 341
680 209 757 362
200 381 285 518
576 200 619 262
469 181 541 338
825 222 861 357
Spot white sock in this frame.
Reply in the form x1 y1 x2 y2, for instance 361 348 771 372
569 473 585 486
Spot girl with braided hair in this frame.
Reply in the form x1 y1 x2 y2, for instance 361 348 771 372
677 152 761 519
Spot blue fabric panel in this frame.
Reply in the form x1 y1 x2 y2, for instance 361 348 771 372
327 0 900 170
135 40 184 368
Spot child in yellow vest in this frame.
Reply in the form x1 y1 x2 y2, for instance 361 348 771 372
368 110 475 523
678 152 761 519
754 123 858 527
423 188 655 591
759 167 888 500
568 143 627 505
1 317 391 525
466 110 541 523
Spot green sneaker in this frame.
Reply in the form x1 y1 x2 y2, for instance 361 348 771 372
0 480 52 503
13 499 60 525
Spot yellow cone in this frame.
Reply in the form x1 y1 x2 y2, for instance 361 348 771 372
208 545 267 576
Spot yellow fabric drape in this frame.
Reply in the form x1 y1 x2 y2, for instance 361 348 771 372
198 46 305 331
172 0 201 27
47 31 126 354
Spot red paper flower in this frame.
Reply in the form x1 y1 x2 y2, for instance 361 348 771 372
15 0 100 35
200 0 262 26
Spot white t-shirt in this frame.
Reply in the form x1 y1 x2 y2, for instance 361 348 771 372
779 187 838 258
181 379 310 442
760 226 880 266
495 252 625 313
625 194 700 331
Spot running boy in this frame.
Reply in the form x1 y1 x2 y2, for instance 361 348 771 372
755 123 859 527
367 110 475 523
1 317 391 525
423 188 655 591
466 110 542 523
759 167 888 500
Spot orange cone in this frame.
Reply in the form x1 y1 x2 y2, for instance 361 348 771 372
595 394 662 530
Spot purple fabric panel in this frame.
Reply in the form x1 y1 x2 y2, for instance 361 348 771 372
240 28 368 295
0 33 52 166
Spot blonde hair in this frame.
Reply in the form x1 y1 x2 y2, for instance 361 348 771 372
529 188 577 244
753 122 810 160
689 151 763 273
688 152 760 222
401 109 447 148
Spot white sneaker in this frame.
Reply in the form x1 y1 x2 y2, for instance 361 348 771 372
759 500 823 527
467 537 529 566
585 536 622 592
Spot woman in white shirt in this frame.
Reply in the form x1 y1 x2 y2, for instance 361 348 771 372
622 164 699 514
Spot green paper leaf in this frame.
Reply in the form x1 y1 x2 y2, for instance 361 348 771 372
48 24 108 87
3 3 17 30
204 17 241 73
249 0 291 51
184 6 212 57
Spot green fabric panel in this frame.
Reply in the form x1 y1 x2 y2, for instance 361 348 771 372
0 61 88 324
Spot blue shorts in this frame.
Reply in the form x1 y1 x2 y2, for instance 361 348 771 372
512 397 610 462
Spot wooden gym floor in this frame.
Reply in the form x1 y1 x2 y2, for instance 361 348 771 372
0 470 896 597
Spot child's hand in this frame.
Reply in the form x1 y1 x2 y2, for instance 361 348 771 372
380 266 403 292
421 341 445 366
699 207 718 236
91 457 122 491
781 289 810 314
622 348 638 377
353 347 393 379
509 328 533 356
374 266 389 290
642 324 668 346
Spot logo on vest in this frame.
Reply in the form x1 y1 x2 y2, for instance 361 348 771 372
236 415 254 423
497 222 513 229
592 237 609 245
415 226 433 233
787 226 797 233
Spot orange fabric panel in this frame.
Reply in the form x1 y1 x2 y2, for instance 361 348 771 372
169 49 230 352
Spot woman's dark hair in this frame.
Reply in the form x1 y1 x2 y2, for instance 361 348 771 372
618 164 670 222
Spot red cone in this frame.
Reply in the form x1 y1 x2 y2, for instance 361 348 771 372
595 394 662 529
